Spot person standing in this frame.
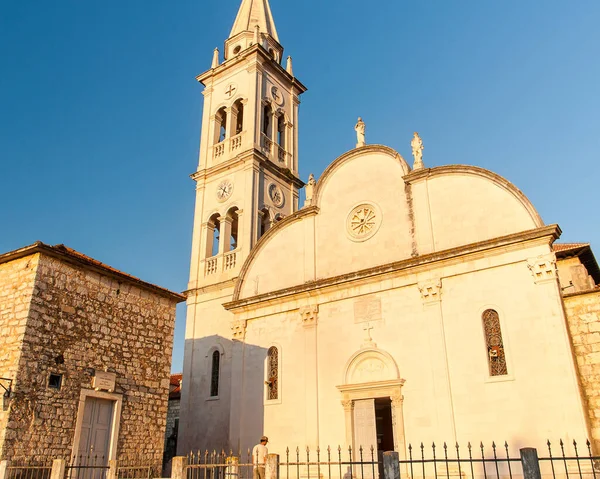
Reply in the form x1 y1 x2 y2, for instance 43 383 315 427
252 436 269 479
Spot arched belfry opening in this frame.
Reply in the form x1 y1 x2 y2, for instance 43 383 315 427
262 104 272 138
258 207 271 239
233 100 244 136
226 207 239 251
214 107 228 144
207 213 221 258
337 348 407 465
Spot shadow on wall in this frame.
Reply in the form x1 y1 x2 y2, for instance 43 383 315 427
177 335 267 455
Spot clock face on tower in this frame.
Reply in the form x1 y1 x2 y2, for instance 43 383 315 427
268 183 284 207
216 179 233 202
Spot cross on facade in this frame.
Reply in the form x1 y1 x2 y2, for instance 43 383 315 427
225 84 237 98
363 323 374 341
272 89 280 102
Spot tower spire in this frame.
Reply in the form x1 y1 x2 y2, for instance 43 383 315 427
229 0 279 42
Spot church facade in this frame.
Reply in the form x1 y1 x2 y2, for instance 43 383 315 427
179 0 600 459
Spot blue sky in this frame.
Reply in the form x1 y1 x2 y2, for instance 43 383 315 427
1 0 599 373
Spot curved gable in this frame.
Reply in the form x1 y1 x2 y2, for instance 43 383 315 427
407 166 543 253
234 150 545 302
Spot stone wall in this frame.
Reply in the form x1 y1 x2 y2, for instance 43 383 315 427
164 398 180 446
0 252 178 464
0 255 39 458
563 289 600 453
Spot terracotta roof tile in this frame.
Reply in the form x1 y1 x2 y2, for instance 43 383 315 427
169 373 182 399
553 243 589 253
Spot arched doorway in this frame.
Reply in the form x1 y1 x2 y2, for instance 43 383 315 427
337 348 407 473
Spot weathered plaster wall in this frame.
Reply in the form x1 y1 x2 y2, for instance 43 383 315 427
0 252 177 463
0 255 39 457
563 289 600 453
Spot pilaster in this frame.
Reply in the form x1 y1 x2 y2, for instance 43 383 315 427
417 278 457 444
301 305 319 448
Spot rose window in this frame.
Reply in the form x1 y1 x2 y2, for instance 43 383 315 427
346 203 381 241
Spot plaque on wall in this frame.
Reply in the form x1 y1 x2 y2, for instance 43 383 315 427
353 296 382 324
92 371 116 392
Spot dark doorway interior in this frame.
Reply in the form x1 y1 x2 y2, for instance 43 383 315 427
375 398 394 477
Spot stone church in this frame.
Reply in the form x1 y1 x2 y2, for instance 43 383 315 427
179 0 600 459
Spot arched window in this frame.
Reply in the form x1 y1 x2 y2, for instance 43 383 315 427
266 346 278 400
234 100 244 135
258 208 271 238
214 107 227 144
227 207 239 251
262 105 272 138
208 213 220 257
277 115 285 148
210 350 220 397
482 309 508 376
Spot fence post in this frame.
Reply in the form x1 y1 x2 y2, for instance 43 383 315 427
226 456 239 479
383 452 400 479
50 459 66 479
172 456 188 479
520 448 542 479
0 460 9 479
266 454 279 479
107 460 119 479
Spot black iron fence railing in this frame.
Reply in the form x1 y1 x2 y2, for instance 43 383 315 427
183 440 600 479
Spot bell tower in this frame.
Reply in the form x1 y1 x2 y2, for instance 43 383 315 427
188 0 306 291
180 0 307 453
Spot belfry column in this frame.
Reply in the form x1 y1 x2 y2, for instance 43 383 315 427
219 216 233 254
301 306 319 448
417 279 457 444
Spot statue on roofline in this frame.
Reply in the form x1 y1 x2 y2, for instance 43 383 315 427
411 132 424 170
355 117 366 148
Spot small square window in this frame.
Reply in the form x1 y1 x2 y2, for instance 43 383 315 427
48 373 63 390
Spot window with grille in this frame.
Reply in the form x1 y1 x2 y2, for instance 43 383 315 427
266 347 278 400
482 309 508 376
210 350 220 397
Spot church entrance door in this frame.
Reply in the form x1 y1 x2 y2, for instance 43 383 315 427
353 399 377 479
375 398 394 477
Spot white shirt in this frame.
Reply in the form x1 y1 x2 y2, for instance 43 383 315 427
252 444 268 466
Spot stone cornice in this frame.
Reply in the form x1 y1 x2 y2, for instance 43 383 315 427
0 242 186 302
562 287 600 299
190 149 304 188
184 277 237 297
196 44 307 94
403 164 544 228
225 224 561 311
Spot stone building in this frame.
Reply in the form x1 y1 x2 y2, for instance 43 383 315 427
163 373 182 474
555 244 600 452
179 0 600 460
0 242 184 464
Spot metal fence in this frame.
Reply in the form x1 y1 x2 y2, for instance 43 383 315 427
184 440 600 479
65 454 109 479
5 462 52 479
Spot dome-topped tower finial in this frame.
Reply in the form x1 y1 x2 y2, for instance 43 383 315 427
224 0 283 61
